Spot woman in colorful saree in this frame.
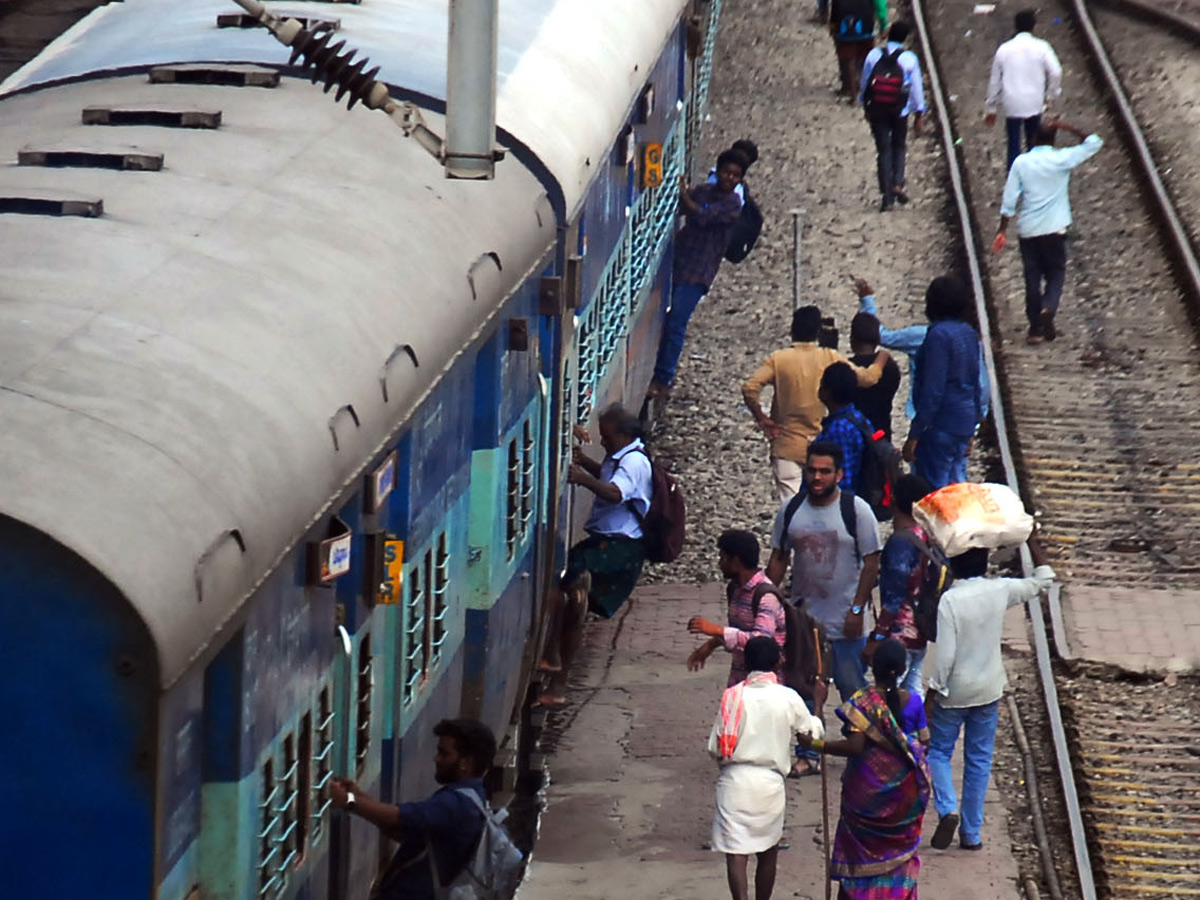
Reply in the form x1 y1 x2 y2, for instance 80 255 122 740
798 639 931 900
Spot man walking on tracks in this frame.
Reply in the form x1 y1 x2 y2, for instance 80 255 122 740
859 21 926 212
766 441 882 704
743 305 890 500
925 537 1055 851
992 120 1103 345
984 9 1063 172
539 404 652 706
647 150 747 400
829 0 886 101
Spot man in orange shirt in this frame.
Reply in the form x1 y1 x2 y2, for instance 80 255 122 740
743 306 891 499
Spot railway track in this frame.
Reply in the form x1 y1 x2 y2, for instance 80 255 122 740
917 0 1200 898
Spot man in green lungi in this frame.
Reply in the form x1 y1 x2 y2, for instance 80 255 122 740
538 404 652 706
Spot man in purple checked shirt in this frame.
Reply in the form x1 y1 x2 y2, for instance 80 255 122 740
647 148 747 400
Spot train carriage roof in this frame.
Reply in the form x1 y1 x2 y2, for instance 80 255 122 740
1 0 689 217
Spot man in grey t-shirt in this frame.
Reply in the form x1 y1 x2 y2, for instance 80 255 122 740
766 440 882 703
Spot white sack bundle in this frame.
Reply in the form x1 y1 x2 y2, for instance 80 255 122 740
913 482 1034 557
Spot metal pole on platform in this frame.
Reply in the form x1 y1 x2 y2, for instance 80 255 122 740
791 208 805 310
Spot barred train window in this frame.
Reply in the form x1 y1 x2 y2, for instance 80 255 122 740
505 438 520 559
312 688 334 841
520 420 535 537
404 563 426 704
432 533 449 661
276 733 300 874
355 633 372 776
258 758 279 897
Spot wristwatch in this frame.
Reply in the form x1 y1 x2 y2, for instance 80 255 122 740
850 605 863 615
345 792 356 812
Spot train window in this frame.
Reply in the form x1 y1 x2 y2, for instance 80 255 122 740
297 715 312 859
520 420 535 537
505 438 520 559
355 633 373 777
258 758 280 898
422 548 435 669
559 369 573 474
404 568 426 704
312 688 334 842
432 533 450 661
276 734 300 877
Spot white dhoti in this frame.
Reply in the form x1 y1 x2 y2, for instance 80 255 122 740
712 762 786 854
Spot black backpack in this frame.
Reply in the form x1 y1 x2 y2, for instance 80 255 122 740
863 48 909 117
831 0 875 40
745 582 834 700
844 411 904 522
725 183 763 264
623 449 686 564
782 488 863 562
893 530 954 641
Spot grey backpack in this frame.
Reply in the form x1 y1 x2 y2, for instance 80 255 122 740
432 788 524 900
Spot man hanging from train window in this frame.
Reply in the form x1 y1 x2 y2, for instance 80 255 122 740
329 718 495 900
538 404 652 706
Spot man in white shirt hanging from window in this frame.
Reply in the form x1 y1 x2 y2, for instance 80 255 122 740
925 536 1055 853
991 119 1103 344
984 9 1063 171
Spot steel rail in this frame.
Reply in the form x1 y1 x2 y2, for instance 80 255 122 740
909 2 1097 900
1093 0 1200 40
1069 0 1200 307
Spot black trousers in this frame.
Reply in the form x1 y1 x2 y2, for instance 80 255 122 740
1018 232 1068 330
868 113 909 200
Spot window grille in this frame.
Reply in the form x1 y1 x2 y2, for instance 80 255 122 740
576 305 598 425
354 634 373 776
274 734 300 879
404 565 426 704
311 688 334 840
505 439 521 559
520 420 536 537
432 534 450 661
257 759 280 897
560 369 574 472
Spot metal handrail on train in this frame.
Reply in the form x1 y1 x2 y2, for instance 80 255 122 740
908 2 1098 900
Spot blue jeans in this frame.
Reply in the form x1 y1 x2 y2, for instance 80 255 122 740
652 281 707 387
1006 115 1041 172
831 637 868 704
902 646 927 698
914 428 970 490
927 700 1000 846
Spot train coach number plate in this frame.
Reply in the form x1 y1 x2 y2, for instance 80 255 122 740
641 142 663 189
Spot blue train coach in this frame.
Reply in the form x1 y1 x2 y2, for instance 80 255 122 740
0 0 723 897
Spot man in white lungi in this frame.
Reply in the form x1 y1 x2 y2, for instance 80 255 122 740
708 637 825 900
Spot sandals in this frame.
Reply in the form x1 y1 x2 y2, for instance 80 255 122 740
789 758 822 778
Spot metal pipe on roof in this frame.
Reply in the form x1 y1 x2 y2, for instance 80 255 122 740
445 0 499 179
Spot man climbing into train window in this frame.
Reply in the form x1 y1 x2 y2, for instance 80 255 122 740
329 718 496 900
646 149 747 401
538 404 653 706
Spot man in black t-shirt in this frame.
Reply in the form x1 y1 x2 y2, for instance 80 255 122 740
849 312 902 441
330 718 495 899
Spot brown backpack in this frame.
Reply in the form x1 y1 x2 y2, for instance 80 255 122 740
747 582 833 700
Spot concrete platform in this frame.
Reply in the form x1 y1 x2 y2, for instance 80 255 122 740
520 584 1024 900
1060 584 1200 673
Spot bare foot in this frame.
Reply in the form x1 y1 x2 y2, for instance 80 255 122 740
535 692 568 708
538 659 563 673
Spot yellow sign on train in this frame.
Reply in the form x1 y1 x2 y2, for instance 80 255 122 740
641 142 664 188
379 539 405 604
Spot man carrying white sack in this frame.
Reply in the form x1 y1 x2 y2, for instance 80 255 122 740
708 636 825 900
920 495 1054 852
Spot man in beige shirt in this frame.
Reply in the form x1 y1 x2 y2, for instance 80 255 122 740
743 306 889 499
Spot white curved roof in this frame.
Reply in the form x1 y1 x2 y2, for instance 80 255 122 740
1 0 687 216
0 74 554 686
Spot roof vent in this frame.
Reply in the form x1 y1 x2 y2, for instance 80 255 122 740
150 65 279 88
0 193 103 217
82 107 222 129
18 149 164 171
217 12 340 32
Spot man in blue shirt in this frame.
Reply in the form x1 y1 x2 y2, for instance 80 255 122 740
859 22 927 211
330 718 495 900
903 276 984 489
992 120 1103 344
854 276 991 424
539 404 653 704
815 361 875 495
